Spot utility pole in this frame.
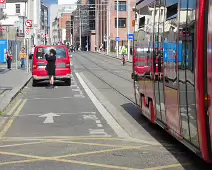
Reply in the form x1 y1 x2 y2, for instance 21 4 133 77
79 7 81 51
116 0 119 58
127 0 130 61
100 2 102 46
87 35 88 51
108 5 110 53
6 26 9 52
106 4 109 54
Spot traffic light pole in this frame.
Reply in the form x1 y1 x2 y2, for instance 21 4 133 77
116 0 119 58
127 0 130 61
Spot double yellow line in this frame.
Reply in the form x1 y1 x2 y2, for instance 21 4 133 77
0 99 27 137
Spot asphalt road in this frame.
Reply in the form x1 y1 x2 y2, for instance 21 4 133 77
0 51 211 169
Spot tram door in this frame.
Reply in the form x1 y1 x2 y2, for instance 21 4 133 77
153 0 167 124
207 0 212 154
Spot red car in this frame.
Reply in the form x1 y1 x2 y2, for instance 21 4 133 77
32 45 71 86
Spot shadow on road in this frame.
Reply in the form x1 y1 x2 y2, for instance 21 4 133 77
121 102 212 170
32 80 68 87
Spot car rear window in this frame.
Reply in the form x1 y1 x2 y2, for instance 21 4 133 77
36 47 66 60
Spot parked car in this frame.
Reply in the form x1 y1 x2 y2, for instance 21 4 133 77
32 45 71 86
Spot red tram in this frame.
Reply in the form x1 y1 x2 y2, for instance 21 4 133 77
132 0 212 162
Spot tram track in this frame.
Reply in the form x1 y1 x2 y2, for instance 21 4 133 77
90 52 132 72
77 52 132 83
74 52 136 105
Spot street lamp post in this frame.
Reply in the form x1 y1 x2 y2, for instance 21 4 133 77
127 0 131 61
106 4 109 55
79 7 81 51
116 0 119 58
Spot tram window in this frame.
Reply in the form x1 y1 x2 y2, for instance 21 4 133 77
178 0 199 147
139 17 145 28
166 3 178 20
135 3 154 71
164 19 178 88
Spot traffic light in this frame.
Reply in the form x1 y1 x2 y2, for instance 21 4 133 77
16 28 19 36
132 20 135 27
44 34 47 45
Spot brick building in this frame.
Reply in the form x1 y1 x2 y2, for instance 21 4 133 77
95 0 135 52
58 12 72 43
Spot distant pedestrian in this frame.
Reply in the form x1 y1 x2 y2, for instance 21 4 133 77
20 47 27 68
6 50 12 69
45 49 56 88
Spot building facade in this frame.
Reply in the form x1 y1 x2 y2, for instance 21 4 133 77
40 0 48 43
95 0 135 52
1 0 44 46
1 2 27 41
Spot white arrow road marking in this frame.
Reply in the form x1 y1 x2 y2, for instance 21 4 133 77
39 112 60 123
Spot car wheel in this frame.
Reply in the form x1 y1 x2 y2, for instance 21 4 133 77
32 79 37 87
65 78 71 86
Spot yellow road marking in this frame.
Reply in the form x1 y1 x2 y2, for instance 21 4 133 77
0 140 54 148
0 159 40 166
61 137 159 145
56 140 140 148
0 151 140 169
0 117 8 130
142 163 191 170
0 137 160 146
13 99 27 117
0 151 46 160
0 99 27 137
7 99 22 116
0 150 191 170
53 146 141 159
53 158 141 170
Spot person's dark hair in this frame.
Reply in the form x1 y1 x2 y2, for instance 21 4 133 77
50 49 56 55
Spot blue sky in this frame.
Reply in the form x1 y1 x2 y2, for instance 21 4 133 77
44 0 58 6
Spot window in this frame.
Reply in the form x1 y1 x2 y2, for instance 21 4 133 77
139 17 145 28
160 9 163 16
16 4 20 14
115 18 126 28
115 1 126 11
36 48 66 60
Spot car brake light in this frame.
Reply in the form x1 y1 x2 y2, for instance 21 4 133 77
66 63 70 67
33 65 37 69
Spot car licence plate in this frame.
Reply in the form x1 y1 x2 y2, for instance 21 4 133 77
38 66 46 68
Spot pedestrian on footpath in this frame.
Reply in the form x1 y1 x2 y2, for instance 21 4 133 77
6 50 12 69
20 47 27 69
45 49 56 88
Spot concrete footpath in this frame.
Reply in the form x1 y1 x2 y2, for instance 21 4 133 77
0 68 31 113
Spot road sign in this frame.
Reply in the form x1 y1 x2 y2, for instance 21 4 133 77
0 26 5 32
128 33 134 41
25 19 33 28
25 29 31 38
116 37 120 42
42 33 46 38
0 0 6 9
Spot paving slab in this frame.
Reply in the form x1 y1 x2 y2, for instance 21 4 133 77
0 69 31 112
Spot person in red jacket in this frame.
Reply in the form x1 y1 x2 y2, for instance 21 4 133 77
6 50 12 70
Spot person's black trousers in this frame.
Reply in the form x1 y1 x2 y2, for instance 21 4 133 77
7 59 12 69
